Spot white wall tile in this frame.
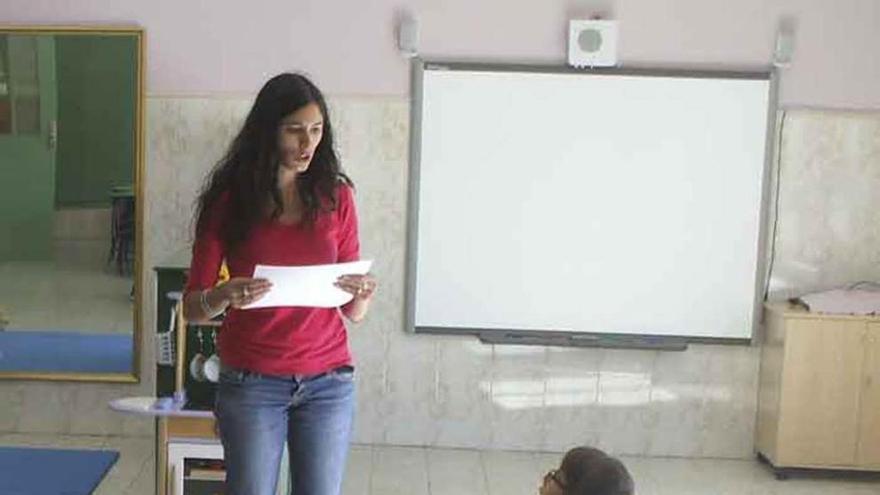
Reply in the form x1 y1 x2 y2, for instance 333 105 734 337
381 333 439 445
68 386 126 436
0 383 24 431
431 339 494 448
542 347 602 452
17 383 75 434
770 110 880 298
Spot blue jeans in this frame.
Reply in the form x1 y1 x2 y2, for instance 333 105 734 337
215 364 355 495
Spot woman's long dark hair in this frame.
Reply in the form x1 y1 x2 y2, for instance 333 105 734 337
194 73 351 252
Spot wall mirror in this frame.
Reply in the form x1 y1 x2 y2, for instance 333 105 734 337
0 26 143 382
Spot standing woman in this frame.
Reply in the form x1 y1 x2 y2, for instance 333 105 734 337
183 73 377 495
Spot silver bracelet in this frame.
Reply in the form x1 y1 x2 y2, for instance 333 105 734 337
199 289 223 318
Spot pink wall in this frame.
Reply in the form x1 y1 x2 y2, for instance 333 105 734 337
2 0 878 109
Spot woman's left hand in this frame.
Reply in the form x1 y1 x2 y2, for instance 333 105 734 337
335 273 378 301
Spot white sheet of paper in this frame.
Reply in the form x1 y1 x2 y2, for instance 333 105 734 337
243 260 373 309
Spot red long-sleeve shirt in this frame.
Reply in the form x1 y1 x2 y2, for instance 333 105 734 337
185 184 358 375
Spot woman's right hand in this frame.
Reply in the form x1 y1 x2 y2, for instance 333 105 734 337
218 277 273 309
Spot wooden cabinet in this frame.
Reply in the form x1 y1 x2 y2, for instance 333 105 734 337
167 439 225 495
756 303 880 473
158 416 221 495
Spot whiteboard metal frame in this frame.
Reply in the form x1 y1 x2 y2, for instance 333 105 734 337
405 59 779 348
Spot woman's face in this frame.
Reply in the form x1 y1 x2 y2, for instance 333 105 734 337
539 468 566 495
277 102 324 173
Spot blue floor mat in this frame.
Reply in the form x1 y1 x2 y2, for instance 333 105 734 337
0 446 119 495
0 330 133 373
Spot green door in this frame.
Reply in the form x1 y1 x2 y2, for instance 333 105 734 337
0 34 58 261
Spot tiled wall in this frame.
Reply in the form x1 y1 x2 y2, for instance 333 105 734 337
769 109 880 298
141 95 762 457
1 101 878 460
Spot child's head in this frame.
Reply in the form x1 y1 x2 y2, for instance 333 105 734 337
540 446 634 495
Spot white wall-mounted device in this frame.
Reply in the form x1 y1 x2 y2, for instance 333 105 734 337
397 13 419 59
568 19 618 68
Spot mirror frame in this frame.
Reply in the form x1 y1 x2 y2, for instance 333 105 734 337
0 25 144 383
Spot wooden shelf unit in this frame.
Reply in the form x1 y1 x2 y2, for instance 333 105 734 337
756 303 880 476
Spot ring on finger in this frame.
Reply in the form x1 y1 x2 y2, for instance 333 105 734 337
242 287 249 298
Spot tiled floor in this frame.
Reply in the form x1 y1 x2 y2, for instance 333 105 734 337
0 433 153 495
0 239 132 333
1 434 878 495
